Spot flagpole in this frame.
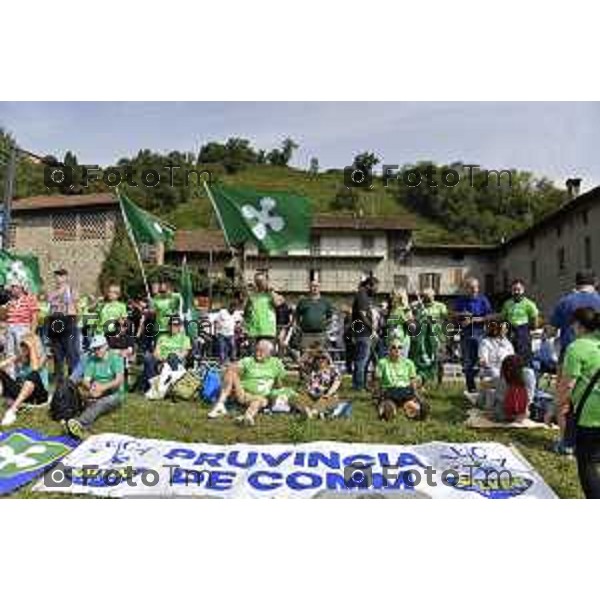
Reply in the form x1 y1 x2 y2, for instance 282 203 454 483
117 189 151 300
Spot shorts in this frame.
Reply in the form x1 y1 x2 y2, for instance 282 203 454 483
0 370 48 405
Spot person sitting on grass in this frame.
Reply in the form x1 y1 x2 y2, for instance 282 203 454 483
373 339 428 421
289 350 342 419
0 334 49 426
142 318 192 392
65 334 125 440
208 339 286 426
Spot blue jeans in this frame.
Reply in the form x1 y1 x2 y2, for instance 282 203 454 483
142 353 159 392
460 331 484 392
352 337 372 390
217 335 235 363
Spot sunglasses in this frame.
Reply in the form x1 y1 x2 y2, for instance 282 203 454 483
389 345 402 350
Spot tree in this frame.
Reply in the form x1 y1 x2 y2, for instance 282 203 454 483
268 137 299 167
353 152 379 170
332 185 360 211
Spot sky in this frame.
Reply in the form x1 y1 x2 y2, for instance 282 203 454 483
1 101 598 189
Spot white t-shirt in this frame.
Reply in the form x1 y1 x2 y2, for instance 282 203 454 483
478 336 514 377
215 308 236 337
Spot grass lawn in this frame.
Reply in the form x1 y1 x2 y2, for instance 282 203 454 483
6 380 581 498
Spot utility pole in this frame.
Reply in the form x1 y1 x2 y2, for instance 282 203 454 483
1 144 17 251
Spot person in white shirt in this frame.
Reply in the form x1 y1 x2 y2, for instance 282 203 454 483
479 321 515 380
215 303 236 363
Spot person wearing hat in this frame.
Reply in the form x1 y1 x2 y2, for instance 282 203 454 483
65 334 125 439
47 268 80 385
4 276 39 376
141 318 191 392
373 337 428 421
0 334 49 426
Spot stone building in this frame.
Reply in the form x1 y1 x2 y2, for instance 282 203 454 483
8 193 120 294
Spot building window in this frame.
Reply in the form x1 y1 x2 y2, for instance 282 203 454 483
585 236 592 269
393 274 408 290
453 268 464 288
80 212 107 240
556 224 562 238
484 274 495 296
52 214 77 242
582 210 589 225
419 272 441 294
6 221 17 248
310 234 321 256
558 247 566 273
531 259 537 284
529 236 535 250
361 234 375 253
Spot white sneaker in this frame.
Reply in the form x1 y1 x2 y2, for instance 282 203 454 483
208 403 228 419
463 390 479 405
1 409 17 427
235 414 255 427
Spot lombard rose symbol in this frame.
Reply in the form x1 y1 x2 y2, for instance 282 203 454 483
241 197 285 240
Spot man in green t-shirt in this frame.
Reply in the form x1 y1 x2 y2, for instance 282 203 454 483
151 280 183 335
65 335 125 439
97 283 128 337
142 319 192 391
374 340 427 421
243 272 283 343
209 338 286 425
295 280 334 351
500 279 540 362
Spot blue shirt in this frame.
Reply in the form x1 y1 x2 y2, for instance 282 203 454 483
454 294 492 335
550 290 600 352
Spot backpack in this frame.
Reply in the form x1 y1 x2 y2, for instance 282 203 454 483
50 381 84 421
168 370 202 402
201 367 221 404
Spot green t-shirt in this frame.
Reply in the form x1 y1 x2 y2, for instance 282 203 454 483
152 293 182 332
156 332 192 360
98 300 128 334
563 333 600 428
423 300 448 321
388 306 411 343
239 356 286 396
376 356 417 389
84 350 125 399
501 297 539 327
245 293 276 338
296 296 334 333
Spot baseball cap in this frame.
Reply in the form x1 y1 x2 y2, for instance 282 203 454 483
89 334 108 350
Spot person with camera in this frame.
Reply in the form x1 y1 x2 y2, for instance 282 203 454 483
243 272 284 348
65 334 125 440
351 276 379 391
141 318 192 392
47 268 80 386
0 334 49 426
373 338 428 421
208 339 286 426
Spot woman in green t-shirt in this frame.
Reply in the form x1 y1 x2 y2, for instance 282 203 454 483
559 307 600 498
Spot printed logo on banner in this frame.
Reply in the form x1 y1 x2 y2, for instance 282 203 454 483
0 429 78 495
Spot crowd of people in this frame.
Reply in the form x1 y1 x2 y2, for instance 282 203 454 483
1 265 600 497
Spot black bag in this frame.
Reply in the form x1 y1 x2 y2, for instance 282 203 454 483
49 381 84 421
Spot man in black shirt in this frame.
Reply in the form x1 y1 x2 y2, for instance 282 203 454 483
351 276 378 390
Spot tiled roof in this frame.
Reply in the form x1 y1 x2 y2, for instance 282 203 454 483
12 193 117 211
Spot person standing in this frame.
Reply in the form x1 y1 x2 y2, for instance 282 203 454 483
47 268 80 386
150 280 182 338
558 308 600 497
351 276 378 391
4 277 39 366
243 272 283 347
295 280 334 351
550 271 600 454
454 277 492 397
215 302 236 363
275 298 293 357
97 283 129 339
501 279 539 362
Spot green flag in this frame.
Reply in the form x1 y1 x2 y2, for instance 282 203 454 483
180 255 194 320
118 192 175 246
0 250 42 294
206 183 311 253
